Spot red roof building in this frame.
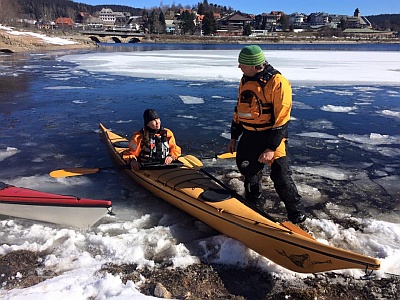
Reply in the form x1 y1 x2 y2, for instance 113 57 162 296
55 18 74 26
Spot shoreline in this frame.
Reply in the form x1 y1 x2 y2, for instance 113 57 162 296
1 28 399 54
143 33 400 45
0 29 97 54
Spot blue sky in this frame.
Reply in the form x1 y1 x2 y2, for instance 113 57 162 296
80 0 399 16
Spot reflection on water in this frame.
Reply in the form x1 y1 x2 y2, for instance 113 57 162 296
0 73 33 115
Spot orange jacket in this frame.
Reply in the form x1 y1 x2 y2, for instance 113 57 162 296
123 127 181 162
233 73 292 132
231 68 292 152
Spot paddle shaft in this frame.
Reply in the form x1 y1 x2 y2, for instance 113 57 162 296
201 152 236 160
49 162 182 178
196 166 315 238
197 167 279 223
50 152 234 178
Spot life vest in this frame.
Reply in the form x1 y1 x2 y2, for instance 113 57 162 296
138 128 170 163
236 68 280 131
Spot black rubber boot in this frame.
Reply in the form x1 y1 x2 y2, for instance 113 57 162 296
270 157 306 224
244 172 262 202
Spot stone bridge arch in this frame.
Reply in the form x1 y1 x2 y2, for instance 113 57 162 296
82 30 144 44
89 35 140 43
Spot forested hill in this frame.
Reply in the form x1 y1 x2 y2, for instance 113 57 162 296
366 14 400 31
15 0 144 20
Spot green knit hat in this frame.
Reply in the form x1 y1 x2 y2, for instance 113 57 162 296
238 45 265 66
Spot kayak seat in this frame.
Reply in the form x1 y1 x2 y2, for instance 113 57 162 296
0 182 8 190
200 188 231 202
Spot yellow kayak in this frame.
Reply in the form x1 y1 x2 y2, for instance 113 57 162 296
99 123 380 274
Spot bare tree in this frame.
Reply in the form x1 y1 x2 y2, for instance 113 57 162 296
0 0 18 24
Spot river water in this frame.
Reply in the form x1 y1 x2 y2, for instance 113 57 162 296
0 42 400 299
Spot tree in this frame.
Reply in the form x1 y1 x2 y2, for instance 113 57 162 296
368 14 400 31
142 9 150 33
180 10 195 35
280 14 290 31
149 9 164 34
197 3 205 15
339 17 348 30
0 0 18 23
158 10 166 33
202 11 216 35
243 23 252 36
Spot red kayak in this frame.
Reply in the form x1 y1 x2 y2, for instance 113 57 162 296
0 182 113 228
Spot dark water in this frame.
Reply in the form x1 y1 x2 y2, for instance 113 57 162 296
98 42 400 52
0 44 399 222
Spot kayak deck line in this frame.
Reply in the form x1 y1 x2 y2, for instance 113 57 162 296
0 187 112 208
0 200 112 208
99 123 381 274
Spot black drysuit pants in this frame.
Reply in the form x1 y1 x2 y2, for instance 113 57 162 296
236 130 304 220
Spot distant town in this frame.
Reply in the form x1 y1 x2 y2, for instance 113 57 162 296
10 2 400 42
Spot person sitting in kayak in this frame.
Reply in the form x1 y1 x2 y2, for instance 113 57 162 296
123 109 181 170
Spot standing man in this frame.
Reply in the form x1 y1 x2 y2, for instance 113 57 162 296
227 45 306 224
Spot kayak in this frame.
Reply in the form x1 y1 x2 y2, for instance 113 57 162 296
99 123 380 274
0 181 113 228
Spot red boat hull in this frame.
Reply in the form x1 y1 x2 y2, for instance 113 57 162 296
0 183 113 228
0 186 112 207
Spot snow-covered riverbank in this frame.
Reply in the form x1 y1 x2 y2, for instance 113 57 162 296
0 25 96 53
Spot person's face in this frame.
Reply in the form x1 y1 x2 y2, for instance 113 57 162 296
238 63 259 77
147 118 161 130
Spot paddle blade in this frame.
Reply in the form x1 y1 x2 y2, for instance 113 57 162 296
182 155 203 168
49 168 100 178
178 157 196 169
216 152 236 159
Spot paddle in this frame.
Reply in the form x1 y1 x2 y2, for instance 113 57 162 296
202 152 236 159
49 165 131 178
49 152 235 178
180 155 314 239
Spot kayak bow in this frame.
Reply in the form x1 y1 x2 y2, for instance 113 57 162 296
99 123 380 274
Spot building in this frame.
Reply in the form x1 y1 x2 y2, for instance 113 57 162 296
253 13 280 31
165 19 177 34
76 12 91 24
99 8 116 26
55 17 74 27
289 12 306 28
342 8 372 29
308 12 329 26
218 12 253 36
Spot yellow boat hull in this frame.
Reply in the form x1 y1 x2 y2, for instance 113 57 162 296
99 123 380 274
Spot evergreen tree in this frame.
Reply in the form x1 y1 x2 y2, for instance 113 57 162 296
197 3 205 15
280 14 289 31
202 11 216 35
149 9 161 33
142 9 150 33
243 23 252 36
181 10 195 34
158 10 166 33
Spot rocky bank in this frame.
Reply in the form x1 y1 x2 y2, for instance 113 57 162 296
1 250 399 299
0 28 96 53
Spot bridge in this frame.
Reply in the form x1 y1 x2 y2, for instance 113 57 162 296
79 30 146 43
